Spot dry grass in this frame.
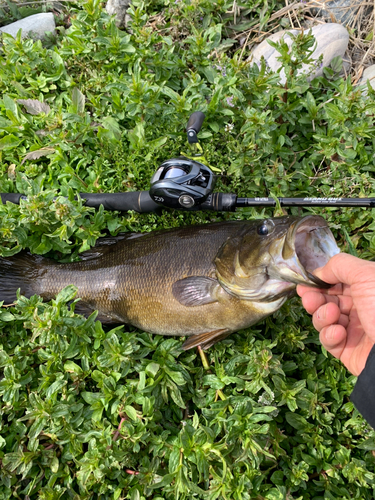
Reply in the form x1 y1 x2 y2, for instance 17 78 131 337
146 0 375 83
231 0 375 82
2 0 373 82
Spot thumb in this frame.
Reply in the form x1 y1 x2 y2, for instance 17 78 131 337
312 253 375 286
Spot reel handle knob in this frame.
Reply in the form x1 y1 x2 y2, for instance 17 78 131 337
186 112 205 144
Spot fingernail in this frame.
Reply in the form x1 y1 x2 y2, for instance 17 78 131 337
312 266 323 278
316 305 325 320
325 327 335 341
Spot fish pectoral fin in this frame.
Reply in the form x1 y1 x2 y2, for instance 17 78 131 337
172 276 223 307
182 329 230 350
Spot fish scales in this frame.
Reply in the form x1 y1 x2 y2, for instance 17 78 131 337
34 222 266 336
0 217 340 349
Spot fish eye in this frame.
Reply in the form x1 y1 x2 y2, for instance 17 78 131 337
257 223 268 236
257 219 275 236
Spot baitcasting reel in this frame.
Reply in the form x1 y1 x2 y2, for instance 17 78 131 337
149 157 215 210
149 110 215 209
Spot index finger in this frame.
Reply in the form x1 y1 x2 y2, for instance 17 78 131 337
298 288 353 316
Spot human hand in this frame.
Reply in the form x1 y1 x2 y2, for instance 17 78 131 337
297 253 375 377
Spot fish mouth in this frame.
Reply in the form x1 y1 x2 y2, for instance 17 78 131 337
216 215 340 302
279 215 340 288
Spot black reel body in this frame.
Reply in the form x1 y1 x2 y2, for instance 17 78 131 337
149 156 216 209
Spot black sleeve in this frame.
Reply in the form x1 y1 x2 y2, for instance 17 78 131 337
351 344 375 428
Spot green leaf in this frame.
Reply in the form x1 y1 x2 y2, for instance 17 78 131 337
285 412 311 431
0 310 14 321
46 379 66 399
71 87 85 114
305 91 317 119
149 473 174 489
270 470 285 486
202 374 224 390
342 227 358 257
101 116 122 140
55 285 78 303
330 56 343 73
0 436 6 449
33 235 53 254
358 438 375 450
266 487 287 500
128 122 145 150
165 367 186 386
50 456 59 473
122 43 136 53
50 404 70 418
124 405 138 421
149 136 168 149
28 417 46 439
64 360 83 374
0 134 22 150
145 362 160 377
81 392 102 404
168 447 180 473
168 382 186 408
3 94 18 115
202 65 216 83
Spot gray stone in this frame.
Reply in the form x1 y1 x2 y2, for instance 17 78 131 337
250 23 349 84
105 0 131 28
359 65 375 95
0 13 55 39
310 0 368 27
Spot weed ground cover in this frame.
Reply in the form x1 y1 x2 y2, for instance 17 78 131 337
1 1 375 499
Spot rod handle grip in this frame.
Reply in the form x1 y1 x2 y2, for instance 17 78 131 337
0 193 24 205
80 191 161 212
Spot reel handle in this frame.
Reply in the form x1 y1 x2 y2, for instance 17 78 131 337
186 112 205 144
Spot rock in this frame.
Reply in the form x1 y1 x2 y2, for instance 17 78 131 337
0 13 55 39
310 0 367 27
250 23 349 84
105 0 131 28
359 65 375 95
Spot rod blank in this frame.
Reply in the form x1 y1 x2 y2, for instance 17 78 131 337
236 197 375 208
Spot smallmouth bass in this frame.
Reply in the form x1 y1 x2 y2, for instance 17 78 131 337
0 215 340 349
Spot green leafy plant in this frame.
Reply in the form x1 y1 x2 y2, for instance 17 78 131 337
1 0 375 498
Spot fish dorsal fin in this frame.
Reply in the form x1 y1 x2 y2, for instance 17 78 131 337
182 328 230 350
172 277 223 307
79 232 145 261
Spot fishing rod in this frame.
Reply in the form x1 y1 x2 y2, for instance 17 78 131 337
1 112 375 213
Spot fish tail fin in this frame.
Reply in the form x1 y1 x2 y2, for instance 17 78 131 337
0 253 46 304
